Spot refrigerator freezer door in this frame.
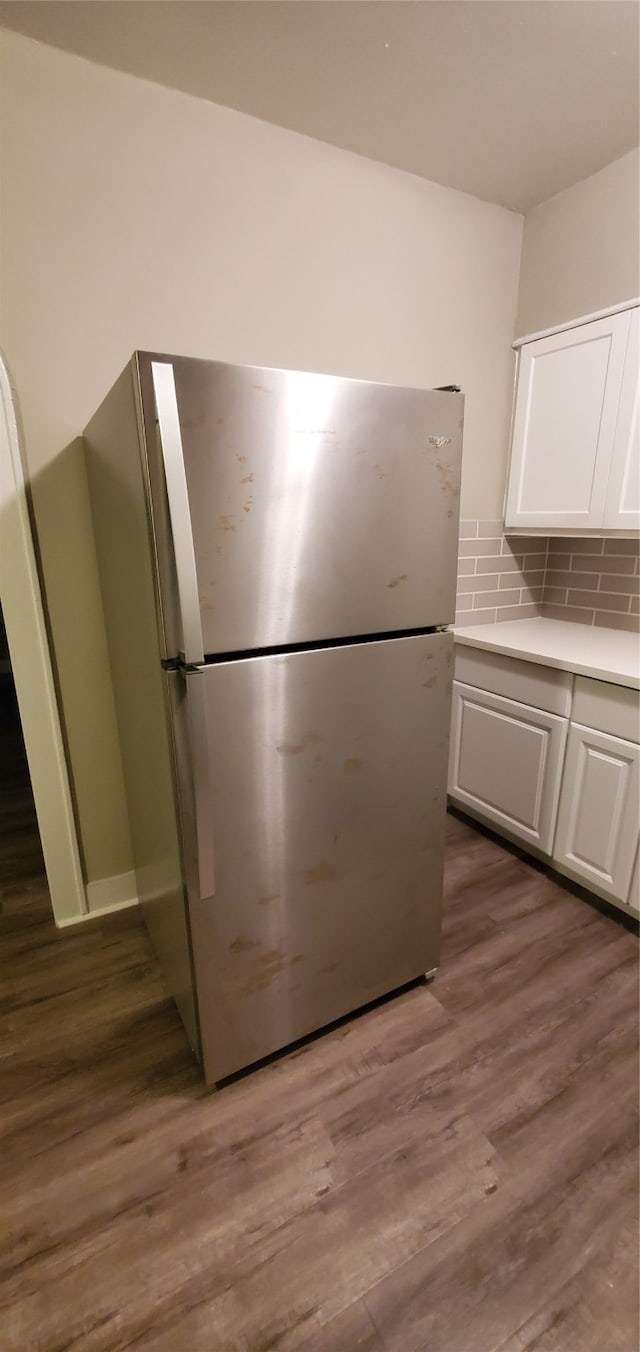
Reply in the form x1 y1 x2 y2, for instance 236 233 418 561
138 355 462 657
178 631 453 1083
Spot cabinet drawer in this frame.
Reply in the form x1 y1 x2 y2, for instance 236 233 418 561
449 682 568 852
553 723 640 905
454 646 573 716
572 676 639 744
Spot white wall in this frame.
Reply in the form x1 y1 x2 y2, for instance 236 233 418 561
517 148 640 336
0 30 522 886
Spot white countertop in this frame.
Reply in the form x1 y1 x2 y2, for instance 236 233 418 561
453 618 640 690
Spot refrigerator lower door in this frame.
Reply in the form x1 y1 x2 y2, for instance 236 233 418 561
177 630 453 1084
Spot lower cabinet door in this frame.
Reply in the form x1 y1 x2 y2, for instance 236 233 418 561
553 723 640 904
628 850 639 916
448 682 568 852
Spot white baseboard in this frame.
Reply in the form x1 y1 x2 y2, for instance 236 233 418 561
86 869 139 915
57 870 139 927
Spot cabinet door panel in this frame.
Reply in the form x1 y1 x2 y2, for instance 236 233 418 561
603 307 640 530
554 723 640 904
505 311 631 530
448 682 567 851
628 849 639 916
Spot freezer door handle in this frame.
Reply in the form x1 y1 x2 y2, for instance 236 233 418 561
151 361 205 667
185 669 216 900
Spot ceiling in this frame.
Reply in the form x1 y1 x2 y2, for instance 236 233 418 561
1 0 638 212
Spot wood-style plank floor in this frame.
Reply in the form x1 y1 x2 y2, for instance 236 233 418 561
1 686 638 1352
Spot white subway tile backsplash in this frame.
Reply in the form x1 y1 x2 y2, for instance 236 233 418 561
545 570 598 590
604 538 638 555
543 586 568 605
569 590 628 611
475 589 521 608
564 538 605 554
593 611 639 632
465 574 500 592
456 522 541 625
455 526 639 633
501 536 541 556
598 574 639 595
520 586 544 605
581 554 636 574
458 538 502 557
455 608 498 626
475 555 525 574
541 603 593 626
540 536 640 630
497 603 540 623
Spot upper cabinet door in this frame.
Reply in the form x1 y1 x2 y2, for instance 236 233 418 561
603 308 640 531
504 310 632 531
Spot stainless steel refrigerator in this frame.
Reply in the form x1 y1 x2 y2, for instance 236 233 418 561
84 354 463 1084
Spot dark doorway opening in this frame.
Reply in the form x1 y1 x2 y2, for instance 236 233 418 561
0 602 45 897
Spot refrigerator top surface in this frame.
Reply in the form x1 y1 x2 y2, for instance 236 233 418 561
136 353 463 659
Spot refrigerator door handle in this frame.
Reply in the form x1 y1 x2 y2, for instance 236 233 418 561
151 361 205 667
185 668 216 900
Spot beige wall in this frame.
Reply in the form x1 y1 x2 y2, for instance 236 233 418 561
516 148 640 337
0 31 522 884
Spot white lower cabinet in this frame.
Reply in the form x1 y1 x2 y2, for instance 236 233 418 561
553 724 640 905
449 682 567 852
449 649 640 916
628 850 639 916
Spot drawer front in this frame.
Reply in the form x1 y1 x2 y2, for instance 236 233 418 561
572 676 639 744
553 723 640 904
454 646 573 716
449 682 568 852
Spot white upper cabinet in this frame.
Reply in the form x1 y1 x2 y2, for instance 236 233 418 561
603 308 640 531
505 304 639 533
